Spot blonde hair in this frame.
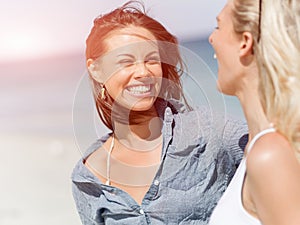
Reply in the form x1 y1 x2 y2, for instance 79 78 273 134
232 0 300 161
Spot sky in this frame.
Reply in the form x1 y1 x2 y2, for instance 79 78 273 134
0 0 226 63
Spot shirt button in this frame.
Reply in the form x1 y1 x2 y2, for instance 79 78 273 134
139 209 145 215
165 108 172 115
154 180 159 186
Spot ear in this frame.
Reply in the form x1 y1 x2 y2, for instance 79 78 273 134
239 31 254 57
87 58 103 83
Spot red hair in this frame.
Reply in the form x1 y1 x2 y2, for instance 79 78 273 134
86 1 189 130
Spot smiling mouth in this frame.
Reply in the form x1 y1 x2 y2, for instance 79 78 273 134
126 84 151 95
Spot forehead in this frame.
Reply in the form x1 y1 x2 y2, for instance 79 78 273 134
104 26 158 53
218 1 233 21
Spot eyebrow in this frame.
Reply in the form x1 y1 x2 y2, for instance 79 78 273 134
145 51 160 58
116 53 134 58
116 51 159 58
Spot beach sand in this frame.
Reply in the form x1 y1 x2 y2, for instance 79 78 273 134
0 131 82 225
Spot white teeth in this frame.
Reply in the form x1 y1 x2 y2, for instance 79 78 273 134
127 85 150 94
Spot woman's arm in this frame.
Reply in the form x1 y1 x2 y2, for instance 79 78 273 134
247 132 300 225
72 181 105 225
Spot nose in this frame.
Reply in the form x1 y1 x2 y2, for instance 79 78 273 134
134 61 150 78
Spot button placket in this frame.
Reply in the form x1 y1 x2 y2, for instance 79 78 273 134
139 208 145 215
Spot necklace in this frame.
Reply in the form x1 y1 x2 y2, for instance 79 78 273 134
105 134 115 185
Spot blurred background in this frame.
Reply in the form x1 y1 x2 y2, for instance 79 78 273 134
0 0 243 224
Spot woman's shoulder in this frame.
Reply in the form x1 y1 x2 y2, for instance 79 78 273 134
170 107 229 147
71 134 111 183
175 106 246 133
245 132 300 224
83 134 113 174
246 131 296 175
174 106 215 122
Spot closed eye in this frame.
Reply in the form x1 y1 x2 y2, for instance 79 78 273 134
215 16 220 30
118 59 135 67
145 51 160 65
145 56 160 65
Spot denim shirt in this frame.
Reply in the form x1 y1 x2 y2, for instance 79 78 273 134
72 107 248 225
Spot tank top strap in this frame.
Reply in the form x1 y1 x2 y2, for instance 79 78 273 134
247 127 276 154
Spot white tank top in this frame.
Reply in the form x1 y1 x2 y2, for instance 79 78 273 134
209 128 276 225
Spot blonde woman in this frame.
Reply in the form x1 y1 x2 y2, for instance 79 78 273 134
209 0 300 224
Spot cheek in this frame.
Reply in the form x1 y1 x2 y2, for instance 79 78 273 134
149 64 163 77
154 67 163 90
217 64 238 95
104 74 127 98
217 44 237 73
148 64 163 82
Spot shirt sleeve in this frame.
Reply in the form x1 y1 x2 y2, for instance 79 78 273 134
187 107 248 168
72 181 105 225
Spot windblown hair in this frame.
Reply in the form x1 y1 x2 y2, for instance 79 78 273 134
232 0 300 161
85 0 190 130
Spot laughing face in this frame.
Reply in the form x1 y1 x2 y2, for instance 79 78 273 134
92 26 163 111
209 1 242 96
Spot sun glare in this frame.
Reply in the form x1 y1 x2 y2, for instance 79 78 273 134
0 32 46 62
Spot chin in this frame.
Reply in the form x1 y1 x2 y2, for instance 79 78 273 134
130 103 155 112
216 80 235 96
216 80 226 94
119 98 156 112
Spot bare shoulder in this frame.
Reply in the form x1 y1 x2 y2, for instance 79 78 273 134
246 132 299 175
248 131 292 162
245 134 300 225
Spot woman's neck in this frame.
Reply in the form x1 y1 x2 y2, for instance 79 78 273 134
112 106 163 151
237 88 271 141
